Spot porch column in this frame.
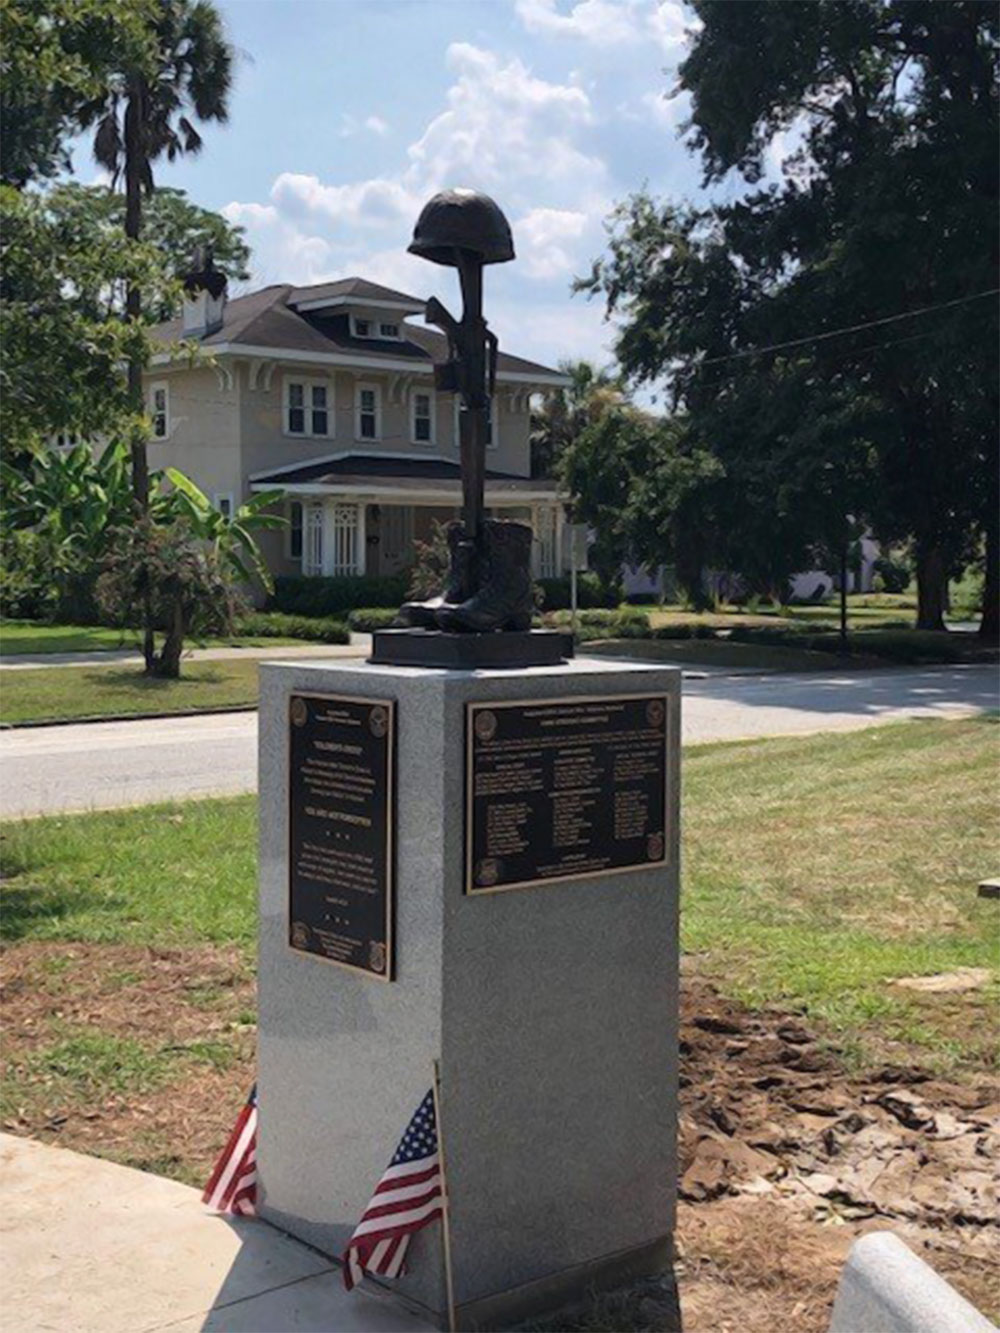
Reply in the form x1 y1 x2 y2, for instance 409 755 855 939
355 502 367 575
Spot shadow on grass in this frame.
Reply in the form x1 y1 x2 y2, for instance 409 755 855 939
0 880 125 943
83 667 229 692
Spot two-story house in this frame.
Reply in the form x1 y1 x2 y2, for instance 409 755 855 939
146 269 570 588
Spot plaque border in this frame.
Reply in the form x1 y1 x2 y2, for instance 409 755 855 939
287 690 396 981
464 691 672 896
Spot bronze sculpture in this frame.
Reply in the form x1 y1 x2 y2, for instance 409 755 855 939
374 188 571 668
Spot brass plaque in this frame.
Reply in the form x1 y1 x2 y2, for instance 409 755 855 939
288 693 395 979
466 693 669 894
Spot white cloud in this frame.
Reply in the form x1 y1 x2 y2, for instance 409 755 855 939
268 173 421 229
515 0 695 55
638 87 688 129
515 0 641 44
515 206 589 278
406 43 601 195
339 112 391 138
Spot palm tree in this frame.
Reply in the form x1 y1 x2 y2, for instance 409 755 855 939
530 360 623 478
77 0 233 669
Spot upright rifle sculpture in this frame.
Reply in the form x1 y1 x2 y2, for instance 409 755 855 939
372 188 572 668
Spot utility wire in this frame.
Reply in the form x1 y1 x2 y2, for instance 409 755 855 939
692 287 999 368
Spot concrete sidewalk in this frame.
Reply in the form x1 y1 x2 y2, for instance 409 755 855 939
0 1134 434 1333
0 639 371 670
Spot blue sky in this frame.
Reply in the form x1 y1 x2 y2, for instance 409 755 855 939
74 0 771 372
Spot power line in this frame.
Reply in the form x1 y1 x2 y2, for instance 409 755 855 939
691 287 999 369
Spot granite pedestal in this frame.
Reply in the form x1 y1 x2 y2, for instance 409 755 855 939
257 658 681 1330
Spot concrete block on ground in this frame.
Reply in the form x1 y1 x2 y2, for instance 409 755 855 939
829 1231 997 1333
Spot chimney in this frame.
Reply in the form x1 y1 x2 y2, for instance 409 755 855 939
181 244 227 337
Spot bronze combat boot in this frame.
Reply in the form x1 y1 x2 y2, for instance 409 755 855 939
396 521 477 628
435 519 533 633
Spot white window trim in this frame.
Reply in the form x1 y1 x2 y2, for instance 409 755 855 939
212 491 235 520
410 387 436 446
350 313 403 341
149 381 170 440
355 381 382 442
283 375 334 440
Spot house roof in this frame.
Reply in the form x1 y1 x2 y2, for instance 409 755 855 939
151 279 567 383
250 452 559 497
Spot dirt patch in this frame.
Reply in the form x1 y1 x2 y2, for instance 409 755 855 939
674 981 999 1332
0 943 255 1184
2 942 997 1330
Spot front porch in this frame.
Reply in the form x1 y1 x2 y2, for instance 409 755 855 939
252 453 567 581
291 498 565 579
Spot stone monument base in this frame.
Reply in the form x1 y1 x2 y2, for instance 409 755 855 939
257 657 681 1330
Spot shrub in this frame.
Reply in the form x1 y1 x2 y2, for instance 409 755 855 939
873 554 912 594
536 573 619 610
347 607 400 632
236 612 349 643
271 574 408 617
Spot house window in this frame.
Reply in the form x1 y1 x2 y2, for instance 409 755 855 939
285 378 332 438
150 383 169 439
411 389 434 445
288 500 303 561
352 316 372 338
54 431 79 448
213 492 234 520
356 383 380 440
379 321 400 339
303 503 324 576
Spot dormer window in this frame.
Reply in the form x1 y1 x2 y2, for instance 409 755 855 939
352 316 372 339
350 314 403 340
379 321 400 340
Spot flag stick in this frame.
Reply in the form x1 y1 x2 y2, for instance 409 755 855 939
432 1059 457 1333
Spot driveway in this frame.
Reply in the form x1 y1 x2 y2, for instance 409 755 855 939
1 664 995 820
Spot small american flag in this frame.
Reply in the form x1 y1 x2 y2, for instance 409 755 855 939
202 1084 257 1216
343 1089 443 1291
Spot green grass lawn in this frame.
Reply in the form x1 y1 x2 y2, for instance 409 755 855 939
0 619 303 657
3 718 996 1070
0 660 262 724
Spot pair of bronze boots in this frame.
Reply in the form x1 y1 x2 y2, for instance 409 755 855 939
398 519 533 633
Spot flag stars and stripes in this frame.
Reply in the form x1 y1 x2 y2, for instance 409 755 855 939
343 1090 444 1292
202 1085 258 1217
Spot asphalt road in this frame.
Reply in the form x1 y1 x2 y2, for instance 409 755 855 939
1 664 995 820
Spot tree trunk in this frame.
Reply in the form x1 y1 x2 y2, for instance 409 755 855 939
124 79 155 673
153 599 185 679
915 543 947 631
981 519 999 641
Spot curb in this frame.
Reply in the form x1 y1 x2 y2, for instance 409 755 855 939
0 703 259 731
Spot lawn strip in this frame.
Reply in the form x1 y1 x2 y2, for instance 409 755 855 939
0 660 262 724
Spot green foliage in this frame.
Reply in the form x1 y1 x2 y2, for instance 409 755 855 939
165 469 284 593
0 0 157 188
535 573 619 611
346 607 400 632
271 574 409 617
36 182 249 321
529 360 623 479
406 519 451 601
873 553 913 595
235 611 349 643
581 1 998 630
0 185 167 454
96 515 244 676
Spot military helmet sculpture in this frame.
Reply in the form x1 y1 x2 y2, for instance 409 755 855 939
408 187 515 267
